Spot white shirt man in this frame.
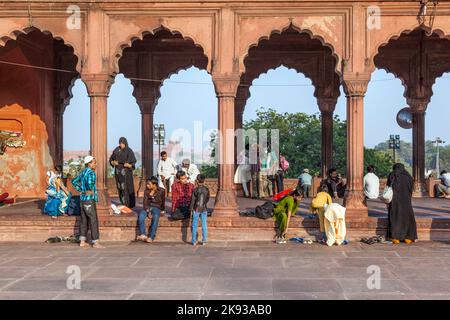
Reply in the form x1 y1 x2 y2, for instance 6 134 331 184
180 159 200 184
157 152 178 192
363 166 380 199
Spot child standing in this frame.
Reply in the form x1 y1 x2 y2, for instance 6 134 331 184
310 184 333 243
190 174 210 245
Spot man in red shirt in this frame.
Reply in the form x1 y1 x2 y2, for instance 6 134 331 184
171 171 194 220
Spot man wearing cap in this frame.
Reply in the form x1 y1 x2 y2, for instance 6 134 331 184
72 156 104 249
157 151 178 196
180 158 200 184
297 168 313 198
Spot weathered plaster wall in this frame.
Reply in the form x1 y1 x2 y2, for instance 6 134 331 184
0 104 53 198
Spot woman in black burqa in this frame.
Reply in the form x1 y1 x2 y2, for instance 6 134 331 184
109 137 137 208
386 163 417 244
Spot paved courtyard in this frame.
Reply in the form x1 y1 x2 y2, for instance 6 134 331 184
1 241 450 300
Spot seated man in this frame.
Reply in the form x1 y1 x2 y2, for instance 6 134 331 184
171 171 194 220
157 151 178 196
435 170 450 198
363 165 380 200
180 158 200 184
136 176 166 243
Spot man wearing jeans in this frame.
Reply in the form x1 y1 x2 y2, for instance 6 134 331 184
136 176 166 243
72 156 104 249
190 174 210 245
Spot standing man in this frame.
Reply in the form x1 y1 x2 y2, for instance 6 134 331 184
171 171 194 220
363 165 380 200
72 156 104 249
297 168 313 198
250 143 260 199
157 151 178 196
109 137 137 208
180 158 200 184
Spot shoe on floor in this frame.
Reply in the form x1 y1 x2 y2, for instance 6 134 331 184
404 239 413 244
392 239 400 245
136 234 148 241
201 242 207 246
145 237 154 243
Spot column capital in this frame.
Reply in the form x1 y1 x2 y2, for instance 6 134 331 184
407 97 429 114
212 73 240 98
342 73 371 97
317 97 337 113
81 73 113 97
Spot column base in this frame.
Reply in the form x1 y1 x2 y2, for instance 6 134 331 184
96 189 111 215
343 190 368 219
412 181 427 198
213 189 239 216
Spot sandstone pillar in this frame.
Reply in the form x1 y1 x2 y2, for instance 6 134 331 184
317 98 337 179
82 73 112 209
408 97 428 197
141 110 154 179
342 76 369 217
213 74 240 215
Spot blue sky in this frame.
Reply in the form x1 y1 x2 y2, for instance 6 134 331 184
63 66 450 151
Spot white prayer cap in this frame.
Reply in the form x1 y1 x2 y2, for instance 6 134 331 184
84 155 94 164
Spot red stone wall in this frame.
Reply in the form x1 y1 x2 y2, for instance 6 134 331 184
0 104 53 197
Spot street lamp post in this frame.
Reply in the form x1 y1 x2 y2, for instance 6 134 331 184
432 137 446 175
153 124 166 167
388 134 401 163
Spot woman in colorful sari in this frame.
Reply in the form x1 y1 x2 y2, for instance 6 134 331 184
273 189 302 242
44 165 71 218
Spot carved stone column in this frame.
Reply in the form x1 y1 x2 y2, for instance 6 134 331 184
141 109 154 179
408 97 428 197
342 76 369 217
212 73 240 215
82 73 112 209
317 98 337 179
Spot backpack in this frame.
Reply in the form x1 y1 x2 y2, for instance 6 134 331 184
280 156 289 171
255 201 275 219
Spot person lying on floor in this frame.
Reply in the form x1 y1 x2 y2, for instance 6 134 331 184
310 184 333 243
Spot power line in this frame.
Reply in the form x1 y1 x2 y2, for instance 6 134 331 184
1 59 450 87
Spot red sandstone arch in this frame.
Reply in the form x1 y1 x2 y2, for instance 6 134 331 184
373 27 450 101
242 23 341 76
112 25 209 78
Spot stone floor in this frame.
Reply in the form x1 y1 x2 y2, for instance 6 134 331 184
1 241 450 300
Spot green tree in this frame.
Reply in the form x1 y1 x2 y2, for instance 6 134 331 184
363 148 393 178
243 108 347 178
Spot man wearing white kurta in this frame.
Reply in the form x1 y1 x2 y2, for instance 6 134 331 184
180 159 200 184
363 165 380 199
157 151 178 194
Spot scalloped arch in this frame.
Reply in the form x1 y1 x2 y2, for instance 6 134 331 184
372 26 450 101
0 25 82 72
112 25 210 77
241 23 341 76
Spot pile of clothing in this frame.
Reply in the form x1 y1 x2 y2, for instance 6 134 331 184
360 235 386 245
45 235 79 243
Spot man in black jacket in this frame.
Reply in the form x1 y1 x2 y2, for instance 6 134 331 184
189 174 210 246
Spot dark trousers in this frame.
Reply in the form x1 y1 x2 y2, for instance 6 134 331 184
80 200 100 243
276 171 284 193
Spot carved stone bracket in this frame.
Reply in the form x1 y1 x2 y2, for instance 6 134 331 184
342 75 370 97
81 73 114 97
212 73 241 98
